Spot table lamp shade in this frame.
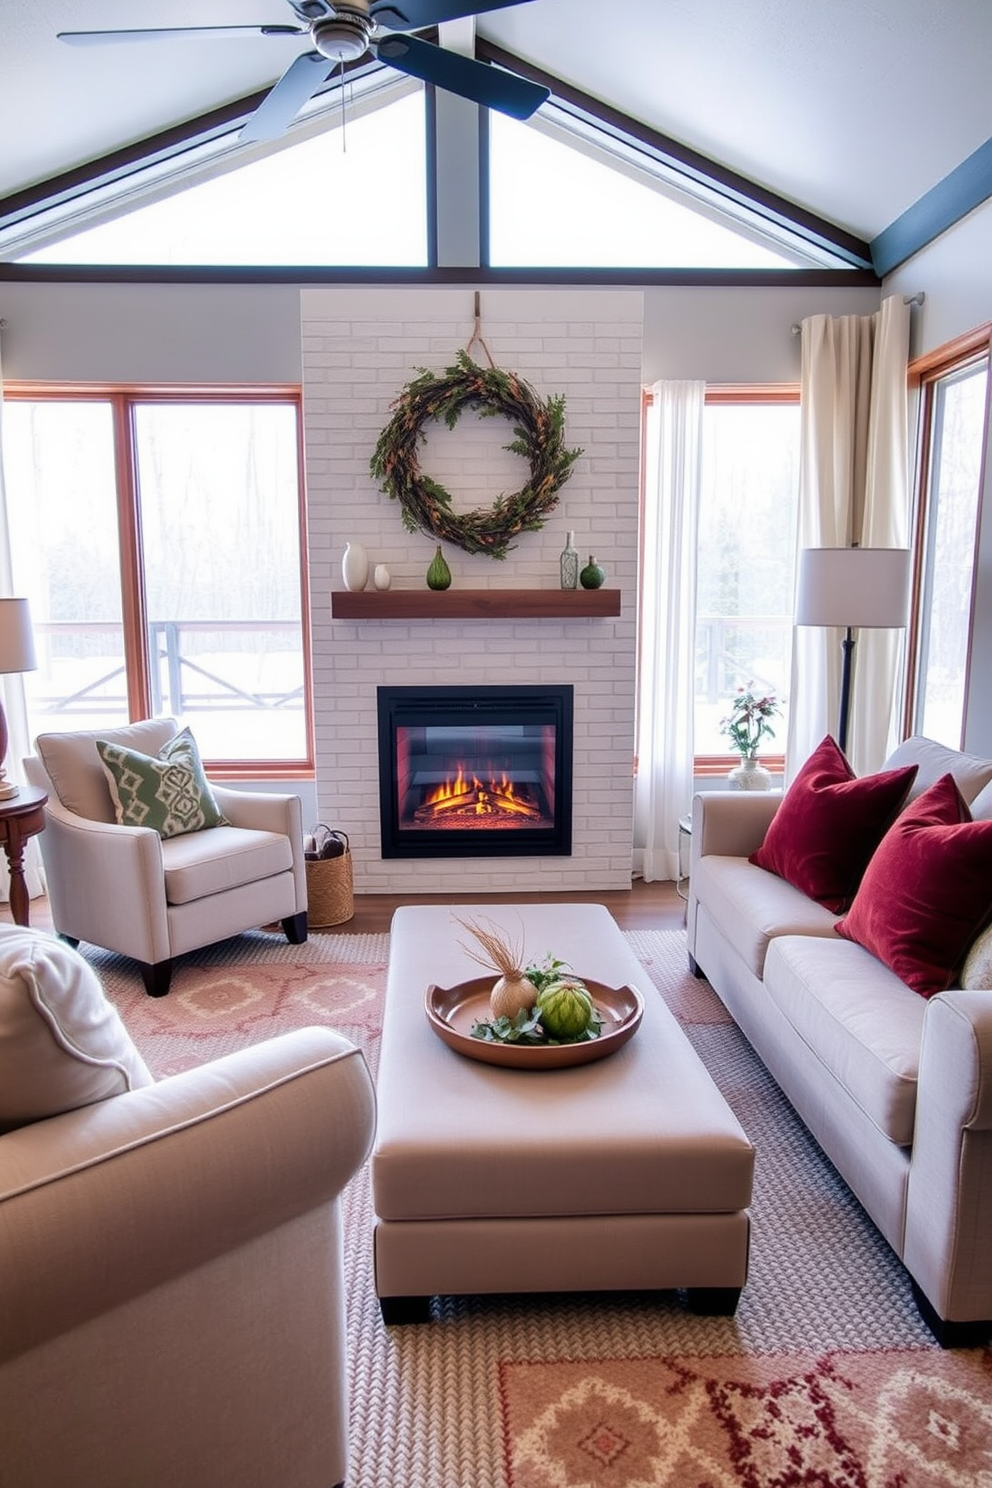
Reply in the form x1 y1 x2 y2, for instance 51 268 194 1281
0 598 37 675
0 599 37 800
795 548 911 630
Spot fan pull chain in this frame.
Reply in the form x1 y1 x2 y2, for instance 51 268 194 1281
340 62 347 152
465 291 496 368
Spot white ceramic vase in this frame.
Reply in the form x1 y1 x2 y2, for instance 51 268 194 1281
373 563 391 591
727 755 772 791
342 542 370 593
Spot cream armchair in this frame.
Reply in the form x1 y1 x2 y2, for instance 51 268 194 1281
24 718 309 996
0 925 376 1488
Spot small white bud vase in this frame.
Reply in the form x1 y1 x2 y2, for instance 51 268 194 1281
341 542 369 593
373 563 391 591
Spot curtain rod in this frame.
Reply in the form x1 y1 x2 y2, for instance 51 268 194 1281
791 291 924 335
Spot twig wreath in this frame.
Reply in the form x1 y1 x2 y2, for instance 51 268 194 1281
369 348 582 559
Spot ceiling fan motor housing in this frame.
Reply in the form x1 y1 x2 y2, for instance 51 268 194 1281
56 0 550 139
312 7 373 63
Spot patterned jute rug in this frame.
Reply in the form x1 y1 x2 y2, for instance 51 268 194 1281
91 925 992 1488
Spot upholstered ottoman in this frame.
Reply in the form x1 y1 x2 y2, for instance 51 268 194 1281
372 903 754 1322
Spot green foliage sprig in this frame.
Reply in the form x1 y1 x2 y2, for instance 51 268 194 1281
470 1004 604 1046
523 952 572 992
369 350 583 559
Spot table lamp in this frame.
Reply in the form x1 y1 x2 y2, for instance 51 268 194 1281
0 598 37 800
795 547 911 756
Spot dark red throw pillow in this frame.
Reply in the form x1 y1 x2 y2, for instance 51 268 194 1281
835 774 992 997
749 735 917 912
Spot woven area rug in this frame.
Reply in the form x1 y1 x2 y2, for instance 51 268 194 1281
92 926 992 1488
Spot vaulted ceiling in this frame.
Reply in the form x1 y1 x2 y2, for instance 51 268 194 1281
3 0 991 257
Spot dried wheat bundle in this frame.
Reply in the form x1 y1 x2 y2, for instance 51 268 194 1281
453 914 536 1019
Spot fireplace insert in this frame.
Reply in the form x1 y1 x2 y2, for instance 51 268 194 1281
377 685 573 858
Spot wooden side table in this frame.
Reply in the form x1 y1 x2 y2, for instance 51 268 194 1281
0 785 48 928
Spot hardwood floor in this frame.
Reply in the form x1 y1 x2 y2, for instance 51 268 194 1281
341 879 687 934
6 878 687 938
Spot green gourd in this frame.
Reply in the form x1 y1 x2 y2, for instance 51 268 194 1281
536 979 595 1039
426 545 452 591
579 556 606 589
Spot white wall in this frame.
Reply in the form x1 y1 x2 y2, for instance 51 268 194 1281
0 281 301 383
1 277 884 387
4 259 989 773
642 284 881 383
300 285 642 893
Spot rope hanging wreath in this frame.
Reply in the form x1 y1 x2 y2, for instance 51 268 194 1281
369 347 583 560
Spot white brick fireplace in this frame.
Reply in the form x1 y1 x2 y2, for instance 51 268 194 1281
301 286 643 894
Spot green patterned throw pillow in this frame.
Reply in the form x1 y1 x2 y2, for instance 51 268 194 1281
96 727 229 839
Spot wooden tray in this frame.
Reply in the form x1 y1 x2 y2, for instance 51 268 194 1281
425 976 644 1069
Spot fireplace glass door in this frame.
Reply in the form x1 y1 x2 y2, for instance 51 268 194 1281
377 685 573 858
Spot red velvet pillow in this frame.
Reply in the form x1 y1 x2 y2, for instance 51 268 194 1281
835 774 992 997
749 735 917 912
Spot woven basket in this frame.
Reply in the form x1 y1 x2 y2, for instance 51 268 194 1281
305 829 354 928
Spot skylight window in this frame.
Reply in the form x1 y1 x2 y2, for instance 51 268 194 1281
1 52 865 273
488 109 823 270
13 83 427 268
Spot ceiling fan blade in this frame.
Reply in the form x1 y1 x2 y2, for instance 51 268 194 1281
374 33 548 119
370 0 534 32
238 51 336 143
57 26 305 47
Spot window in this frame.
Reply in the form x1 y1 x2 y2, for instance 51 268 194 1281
11 81 427 267
694 393 801 763
908 333 991 747
3 387 312 775
487 106 853 270
2 51 868 271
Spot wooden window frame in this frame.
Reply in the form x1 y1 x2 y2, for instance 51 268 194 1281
903 325 992 744
640 384 799 775
5 381 314 780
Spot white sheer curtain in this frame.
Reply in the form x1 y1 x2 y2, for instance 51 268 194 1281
634 380 704 881
0 330 46 904
787 295 912 778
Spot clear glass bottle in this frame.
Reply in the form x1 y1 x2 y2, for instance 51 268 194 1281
559 530 579 590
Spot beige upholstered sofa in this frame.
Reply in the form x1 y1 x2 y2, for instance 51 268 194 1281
687 736 992 1347
24 718 309 996
0 924 375 1488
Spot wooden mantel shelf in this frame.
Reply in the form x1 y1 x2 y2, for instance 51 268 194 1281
330 588 621 620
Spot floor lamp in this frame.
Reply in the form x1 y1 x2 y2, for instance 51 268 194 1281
795 548 911 757
0 598 37 800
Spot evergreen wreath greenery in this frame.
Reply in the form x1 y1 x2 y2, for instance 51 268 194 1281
369 350 583 559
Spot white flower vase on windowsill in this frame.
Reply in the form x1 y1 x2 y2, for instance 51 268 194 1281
720 686 781 791
728 754 772 791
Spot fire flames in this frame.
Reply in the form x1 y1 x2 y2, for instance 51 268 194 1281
412 763 543 826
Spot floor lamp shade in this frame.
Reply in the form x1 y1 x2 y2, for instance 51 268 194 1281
0 598 38 800
795 549 911 756
795 548 911 630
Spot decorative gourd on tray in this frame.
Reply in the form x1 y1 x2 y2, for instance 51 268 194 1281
453 915 603 1045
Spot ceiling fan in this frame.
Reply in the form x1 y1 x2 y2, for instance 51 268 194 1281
57 0 550 142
